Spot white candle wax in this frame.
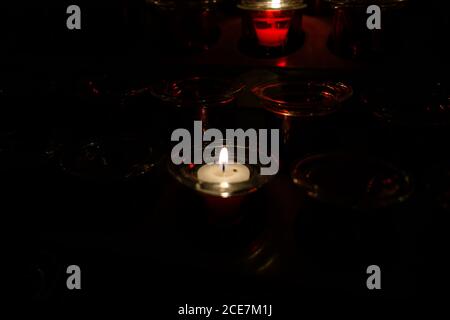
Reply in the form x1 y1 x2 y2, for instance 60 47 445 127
197 147 250 184
197 163 251 184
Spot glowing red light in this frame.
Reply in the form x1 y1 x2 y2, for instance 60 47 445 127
276 58 288 67
253 10 292 47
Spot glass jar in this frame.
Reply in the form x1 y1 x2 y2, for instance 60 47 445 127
238 0 308 57
252 80 353 164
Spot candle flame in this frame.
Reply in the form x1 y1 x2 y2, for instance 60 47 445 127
218 147 228 165
271 0 281 9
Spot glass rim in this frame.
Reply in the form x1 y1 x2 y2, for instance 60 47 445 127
238 0 307 11
150 76 246 108
252 80 353 117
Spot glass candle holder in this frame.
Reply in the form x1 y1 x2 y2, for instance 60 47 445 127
168 141 274 199
327 0 409 59
291 153 414 209
293 153 417 279
252 80 353 163
150 76 246 130
168 139 276 225
238 0 307 57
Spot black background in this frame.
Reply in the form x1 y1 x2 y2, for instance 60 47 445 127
2 0 450 314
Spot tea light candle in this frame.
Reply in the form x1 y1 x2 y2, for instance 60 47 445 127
168 142 271 199
197 147 250 184
254 1 292 47
239 0 306 52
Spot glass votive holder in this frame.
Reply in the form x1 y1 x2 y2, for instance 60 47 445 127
148 0 223 52
168 141 274 199
153 182 276 273
150 76 246 130
252 80 353 163
168 140 276 225
327 0 409 59
238 0 307 57
292 153 417 280
291 153 414 209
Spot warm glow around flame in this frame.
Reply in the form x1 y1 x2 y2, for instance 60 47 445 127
271 0 281 9
218 147 228 165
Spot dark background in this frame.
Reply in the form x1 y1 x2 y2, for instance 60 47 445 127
1 0 449 313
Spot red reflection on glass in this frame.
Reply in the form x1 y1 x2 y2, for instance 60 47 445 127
276 57 288 67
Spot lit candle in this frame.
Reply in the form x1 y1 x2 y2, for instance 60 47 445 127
197 147 251 184
253 0 293 48
196 147 251 219
168 143 271 201
238 0 306 54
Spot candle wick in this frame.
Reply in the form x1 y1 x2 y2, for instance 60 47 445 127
222 164 225 173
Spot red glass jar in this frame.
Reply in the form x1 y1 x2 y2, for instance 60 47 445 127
238 0 307 57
